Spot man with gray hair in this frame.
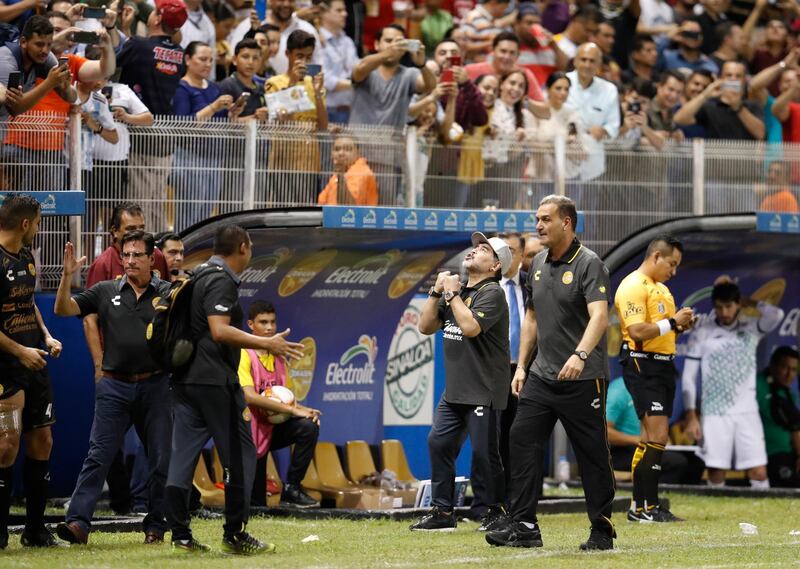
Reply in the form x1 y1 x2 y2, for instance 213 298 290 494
486 195 615 551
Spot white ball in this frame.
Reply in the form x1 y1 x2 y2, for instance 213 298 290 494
261 385 296 424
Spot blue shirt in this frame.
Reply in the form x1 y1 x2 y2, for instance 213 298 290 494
319 27 358 109
173 79 227 118
607 377 641 437
660 49 718 75
765 94 783 144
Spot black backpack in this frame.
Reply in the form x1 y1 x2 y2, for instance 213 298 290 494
146 264 224 373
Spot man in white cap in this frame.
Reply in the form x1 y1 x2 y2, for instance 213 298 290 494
410 232 511 532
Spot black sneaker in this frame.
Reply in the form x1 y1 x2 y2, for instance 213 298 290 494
280 484 320 509
648 505 684 522
221 531 276 555
477 506 508 532
627 508 654 523
579 527 615 551
485 520 543 548
171 537 212 554
409 507 457 532
20 527 66 548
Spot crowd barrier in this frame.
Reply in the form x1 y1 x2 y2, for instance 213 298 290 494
1 112 798 289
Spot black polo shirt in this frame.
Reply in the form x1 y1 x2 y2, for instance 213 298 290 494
0 245 41 379
174 256 243 386
437 278 509 409
695 98 764 141
73 274 170 374
526 238 610 382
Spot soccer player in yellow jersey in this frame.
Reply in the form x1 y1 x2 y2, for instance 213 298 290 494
614 235 695 523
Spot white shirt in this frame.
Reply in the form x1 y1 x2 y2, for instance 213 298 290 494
181 8 217 79
320 26 359 108
682 302 784 416
79 91 117 170
565 70 620 180
639 0 674 32
500 272 524 348
93 82 149 163
229 14 323 75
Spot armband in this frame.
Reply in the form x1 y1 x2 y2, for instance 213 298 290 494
656 319 672 336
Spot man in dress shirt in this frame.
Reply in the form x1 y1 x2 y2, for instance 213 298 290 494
180 0 216 79
319 0 359 124
565 42 620 181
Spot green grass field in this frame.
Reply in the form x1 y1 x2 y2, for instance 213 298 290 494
4 494 800 568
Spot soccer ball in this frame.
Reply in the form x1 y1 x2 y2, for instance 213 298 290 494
261 385 296 424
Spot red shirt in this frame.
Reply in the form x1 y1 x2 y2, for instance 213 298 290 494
86 245 169 287
464 61 544 101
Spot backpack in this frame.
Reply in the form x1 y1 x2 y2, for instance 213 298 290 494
146 263 224 373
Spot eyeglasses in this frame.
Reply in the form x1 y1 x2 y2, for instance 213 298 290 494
121 251 148 260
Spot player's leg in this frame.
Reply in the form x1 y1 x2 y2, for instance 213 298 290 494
734 412 770 489
269 417 319 507
467 405 505 530
622 364 648 512
0 390 24 550
20 370 58 546
700 415 734 488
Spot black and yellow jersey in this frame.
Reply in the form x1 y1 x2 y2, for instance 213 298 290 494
614 269 677 354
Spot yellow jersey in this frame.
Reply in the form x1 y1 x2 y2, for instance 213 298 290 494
614 270 677 354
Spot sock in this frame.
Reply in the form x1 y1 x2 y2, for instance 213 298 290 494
631 445 648 511
640 442 665 510
23 457 49 534
629 442 647 510
707 479 725 489
0 466 12 536
749 478 770 490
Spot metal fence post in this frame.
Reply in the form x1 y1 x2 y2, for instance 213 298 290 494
405 126 417 207
554 135 566 196
243 120 257 210
692 138 705 215
67 111 82 287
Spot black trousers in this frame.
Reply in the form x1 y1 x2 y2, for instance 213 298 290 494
429 398 504 510
498 364 518 489
251 417 320 507
166 383 256 540
508 376 615 529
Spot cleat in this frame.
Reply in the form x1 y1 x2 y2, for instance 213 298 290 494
648 505 684 522
627 508 654 523
409 507 457 532
279 484 319 509
144 531 164 544
477 506 508 532
21 527 66 548
580 527 615 551
485 521 543 548
171 538 212 553
221 531 275 555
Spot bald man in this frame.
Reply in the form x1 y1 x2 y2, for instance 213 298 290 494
565 43 620 181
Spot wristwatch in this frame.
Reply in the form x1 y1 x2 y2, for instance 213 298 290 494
574 350 588 361
443 290 457 302
428 286 442 298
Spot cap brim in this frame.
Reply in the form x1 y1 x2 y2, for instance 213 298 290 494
471 231 489 248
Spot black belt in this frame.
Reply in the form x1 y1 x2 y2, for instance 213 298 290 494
621 344 675 362
104 370 163 383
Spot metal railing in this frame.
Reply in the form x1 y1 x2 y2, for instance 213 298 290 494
2 112 798 289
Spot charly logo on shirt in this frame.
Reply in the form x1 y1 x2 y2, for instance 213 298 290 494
111 295 121 306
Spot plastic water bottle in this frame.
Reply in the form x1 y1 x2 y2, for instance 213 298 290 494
94 220 104 258
556 455 570 484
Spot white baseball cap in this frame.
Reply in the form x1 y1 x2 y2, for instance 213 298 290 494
471 232 512 275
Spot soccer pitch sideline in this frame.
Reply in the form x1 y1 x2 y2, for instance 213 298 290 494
3 494 800 568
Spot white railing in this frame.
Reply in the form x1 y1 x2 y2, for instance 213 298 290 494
2 112 798 289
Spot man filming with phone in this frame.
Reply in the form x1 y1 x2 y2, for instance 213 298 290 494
675 60 765 140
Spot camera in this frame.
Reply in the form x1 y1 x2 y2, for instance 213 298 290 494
628 100 641 114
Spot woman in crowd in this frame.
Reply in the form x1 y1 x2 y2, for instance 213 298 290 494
172 41 243 231
482 70 535 209
456 74 498 208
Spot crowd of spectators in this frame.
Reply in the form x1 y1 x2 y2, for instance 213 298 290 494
2 0 800 229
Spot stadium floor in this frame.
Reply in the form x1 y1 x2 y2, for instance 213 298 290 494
3 493 799 568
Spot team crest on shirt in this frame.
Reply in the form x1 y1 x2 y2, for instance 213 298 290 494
0 385 3 397
562 271 573 285
28 263 35 276
464 297 472 308
151 297 161 308
657 301 665 314
242 408 252 422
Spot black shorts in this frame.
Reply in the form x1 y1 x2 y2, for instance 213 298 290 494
0 369 56 432
621 352 676 419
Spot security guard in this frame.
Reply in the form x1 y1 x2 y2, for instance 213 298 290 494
54 231 173 545
0 195 63 549
486 195 615 551
411 232 511 532
164 225 304 555
614 234 694 522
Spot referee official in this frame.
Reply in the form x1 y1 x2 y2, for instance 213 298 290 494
165 225 304 555
614 235 695 523
486 195 616 551
410 232 511 532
